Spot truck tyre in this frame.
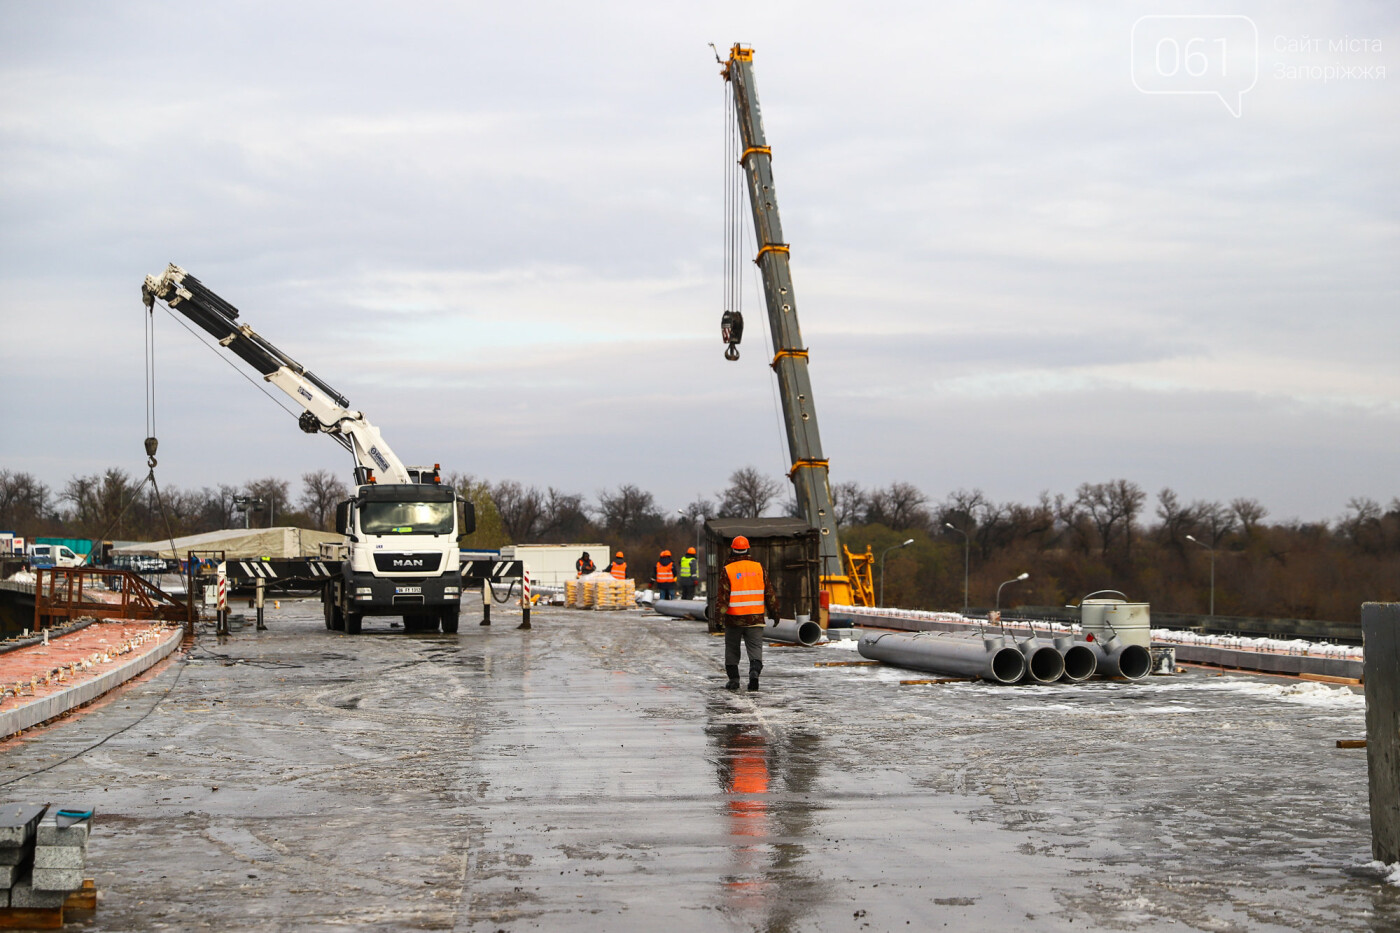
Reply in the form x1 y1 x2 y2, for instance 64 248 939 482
345 612 362 635
440 607 459 634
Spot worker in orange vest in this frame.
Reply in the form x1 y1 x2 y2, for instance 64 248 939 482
653 550 677 601
575 552 596 576
715 535 775 691
608 551 627 579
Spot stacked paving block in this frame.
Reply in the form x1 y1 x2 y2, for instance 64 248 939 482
0 805 93 912
0 803 48 907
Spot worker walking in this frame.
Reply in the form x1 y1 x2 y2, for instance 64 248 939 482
654 550 676 601
716 536 775 691
608 551 627 579
678 546 699 599
575 551 596 576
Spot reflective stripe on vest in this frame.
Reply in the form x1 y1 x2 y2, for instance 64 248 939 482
656 561 675 583
725 559 765 615
610 561 626 579
679 556 696 579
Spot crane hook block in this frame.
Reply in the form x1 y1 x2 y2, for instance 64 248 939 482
721 310 744 361
144 436 159 469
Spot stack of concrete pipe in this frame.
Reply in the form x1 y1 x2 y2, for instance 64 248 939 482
857 629 1151 684
651 601 825 647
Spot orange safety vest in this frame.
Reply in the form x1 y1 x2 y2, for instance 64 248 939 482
610 560 627 579
655 561 675 583
724 559 766 616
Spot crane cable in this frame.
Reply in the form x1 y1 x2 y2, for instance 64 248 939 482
141 300 186 567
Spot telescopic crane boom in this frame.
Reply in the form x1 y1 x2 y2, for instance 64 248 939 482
720 44 862 606
141 263 417 486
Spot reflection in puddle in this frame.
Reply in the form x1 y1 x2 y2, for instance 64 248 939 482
709 705 822 926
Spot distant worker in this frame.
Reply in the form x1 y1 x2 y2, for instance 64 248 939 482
678 546 699 599
608 551 627 580
654 550 676 601
716 535 775 692
575 551 596 577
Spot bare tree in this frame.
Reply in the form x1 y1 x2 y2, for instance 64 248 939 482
866 482 929 530
831 481 866 527
717 467 781 519
300 469 349 531
245 477 291 528
492 481 545 542
0 470 51 531
198 485 242 530
1231 497 1268 537
538 488 590 541
1192 500 1236 548
596 484 663 536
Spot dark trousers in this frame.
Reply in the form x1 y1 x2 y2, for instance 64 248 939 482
657 583 675 600
724 624 764 675
679 580 696 599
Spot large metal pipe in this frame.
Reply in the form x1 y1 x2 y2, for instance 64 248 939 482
765 616 824 646
1054 635 1098 683
858 630 1028 685
1017 636 1065 685
1088 635 1152 681
652 599 708 620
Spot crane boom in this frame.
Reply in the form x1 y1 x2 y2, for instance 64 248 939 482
722 44 856 606
141 263 413 484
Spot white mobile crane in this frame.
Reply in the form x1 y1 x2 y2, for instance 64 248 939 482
142 263 475 634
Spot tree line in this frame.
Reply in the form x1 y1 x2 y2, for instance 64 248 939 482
3 467 1396 621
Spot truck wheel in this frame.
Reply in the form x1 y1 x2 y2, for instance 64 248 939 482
440 607 459 634
345 612 362 635
324 598 334 630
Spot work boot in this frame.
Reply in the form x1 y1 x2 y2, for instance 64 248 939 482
748 676 760 692
725 665 740 691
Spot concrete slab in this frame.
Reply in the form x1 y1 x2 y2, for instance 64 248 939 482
0 804 46 847
0 597 1394 930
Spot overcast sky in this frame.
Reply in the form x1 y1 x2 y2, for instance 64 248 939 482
1 1 1395 524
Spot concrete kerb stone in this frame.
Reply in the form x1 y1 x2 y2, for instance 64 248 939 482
30 867 84 892
1363 602 1400 864
36 821 88 847
33 846 84 870
0 626 182 739
10 879 68 908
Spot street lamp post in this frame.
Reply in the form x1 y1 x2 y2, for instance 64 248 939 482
878 538 915 608
944 523 969 614
1185 534 1216 616
995 572 1030 611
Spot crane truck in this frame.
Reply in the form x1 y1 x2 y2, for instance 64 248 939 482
141 263 475 634
719 43 874 607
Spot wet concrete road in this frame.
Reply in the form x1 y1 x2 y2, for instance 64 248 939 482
2 597 1396 931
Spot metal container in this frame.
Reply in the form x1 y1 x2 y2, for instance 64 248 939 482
1081 597 1151 648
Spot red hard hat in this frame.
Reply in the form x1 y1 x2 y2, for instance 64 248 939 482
616 551 624 558
661 550 671 557
731 535 750 550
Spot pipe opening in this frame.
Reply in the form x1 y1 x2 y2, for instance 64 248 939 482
1025 646 1065 684
795 620 822 646
1060 644 1097 682
989 647 1027 684
1116 644 1152 681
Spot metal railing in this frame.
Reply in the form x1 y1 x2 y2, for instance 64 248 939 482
34 567 187 630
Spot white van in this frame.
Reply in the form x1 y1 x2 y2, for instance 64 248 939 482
28 544 82 568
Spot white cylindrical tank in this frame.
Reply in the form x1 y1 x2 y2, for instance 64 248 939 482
1081 597 1151 648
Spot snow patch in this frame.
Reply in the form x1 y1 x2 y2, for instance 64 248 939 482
1232 680 1364 708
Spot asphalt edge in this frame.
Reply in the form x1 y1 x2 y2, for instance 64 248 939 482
0 628 184 738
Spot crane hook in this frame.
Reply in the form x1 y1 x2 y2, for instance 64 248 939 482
144 436 159 469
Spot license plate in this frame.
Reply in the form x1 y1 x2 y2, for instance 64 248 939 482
394 586 422 594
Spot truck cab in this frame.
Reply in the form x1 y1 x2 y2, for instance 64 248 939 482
326 483 473 635
28 544 81 568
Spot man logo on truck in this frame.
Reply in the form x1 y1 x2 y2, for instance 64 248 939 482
393 558 427 568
